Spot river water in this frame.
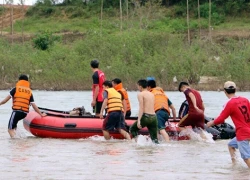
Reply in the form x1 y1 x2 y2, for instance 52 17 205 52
0 90 250 179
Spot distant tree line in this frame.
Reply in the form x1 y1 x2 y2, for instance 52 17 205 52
35 0 250 17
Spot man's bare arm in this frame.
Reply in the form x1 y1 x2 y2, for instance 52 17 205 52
100 98 108 118
122 99 127 117
169 104 176 120
0 95 11 105
137 93 144 129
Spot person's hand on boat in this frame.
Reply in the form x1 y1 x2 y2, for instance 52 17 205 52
41 112 47 117
206 120 214 128
137 121 142 129
100 114 104 119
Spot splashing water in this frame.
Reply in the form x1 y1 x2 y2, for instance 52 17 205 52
166 121 179 141
14 128 27 139
135 135 156 146
179 128 215 143
86 135 111 141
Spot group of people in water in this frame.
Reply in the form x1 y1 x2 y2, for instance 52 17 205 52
0 59 250 168
90 59 207 143
90 59 250 168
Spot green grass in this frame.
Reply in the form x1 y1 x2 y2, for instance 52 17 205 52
1 6 250 91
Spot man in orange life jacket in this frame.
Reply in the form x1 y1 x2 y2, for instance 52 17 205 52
112 78 131 118
100 80 131 140
178 82 205 130
147 79 173 142
0 74 46 138
90 59 105 117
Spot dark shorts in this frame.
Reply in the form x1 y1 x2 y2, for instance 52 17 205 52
93 101 103 114
130 113 158 143
125 110 131 118
156 109 169 130
102 111 126 131
8 110 27 130
178 112 204 129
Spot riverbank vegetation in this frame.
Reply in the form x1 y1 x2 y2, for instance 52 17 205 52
0 0 250 91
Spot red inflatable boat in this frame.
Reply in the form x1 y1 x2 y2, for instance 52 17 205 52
23 107 188 140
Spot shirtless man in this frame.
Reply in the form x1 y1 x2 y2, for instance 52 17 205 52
129 79 159 144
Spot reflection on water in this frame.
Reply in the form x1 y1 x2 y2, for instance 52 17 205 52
0 90 250 179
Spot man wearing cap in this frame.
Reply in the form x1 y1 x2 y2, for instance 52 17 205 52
207 81 250 168
178 82 205 129
90 59 106 117
0 74 46 138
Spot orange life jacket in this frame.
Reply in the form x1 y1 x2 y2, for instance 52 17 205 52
114 83 131 111
12 80 32 112
150 88 170 114
106 88 123 113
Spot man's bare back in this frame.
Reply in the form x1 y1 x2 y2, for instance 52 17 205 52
138 90 155 115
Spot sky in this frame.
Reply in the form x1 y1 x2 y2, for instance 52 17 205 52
3 0 37 5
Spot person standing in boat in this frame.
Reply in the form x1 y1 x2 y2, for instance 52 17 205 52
100 80 131 140
147 79 176 142
90 59 105 117
0 74 46 138
207 81 250 168
178 81 205 130
130 79 159 144
112 78 131 118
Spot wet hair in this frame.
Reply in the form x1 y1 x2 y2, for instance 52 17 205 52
147 80 156 88
112 78 122 84
137 79 147 88
178 81 189 92
103 80 113 88
19 74 29 81
224 88 236 94
90 59 99 68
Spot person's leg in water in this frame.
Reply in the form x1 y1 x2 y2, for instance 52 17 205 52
156 110 170 142
119 129 131 140
8 129 16 138
228 137 238 164
8 111 27 138
102 130 111 140
146 115 159 144
129 120 140 142
117 113 131 140
237 140 250 168
102 113 114 140
159 129 169 142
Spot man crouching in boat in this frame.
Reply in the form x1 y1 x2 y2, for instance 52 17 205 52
100 80 131 140
0 74 46 138
178 82 205 130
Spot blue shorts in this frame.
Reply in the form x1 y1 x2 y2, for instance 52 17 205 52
228 137 250 160
102 111 126 131
156 109 169 130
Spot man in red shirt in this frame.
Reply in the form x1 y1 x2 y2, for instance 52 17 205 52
90 60 105 117
178 82 205 129
207 81 250 168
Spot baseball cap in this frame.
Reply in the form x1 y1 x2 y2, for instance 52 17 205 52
146 77 155 81
224 81 236 89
